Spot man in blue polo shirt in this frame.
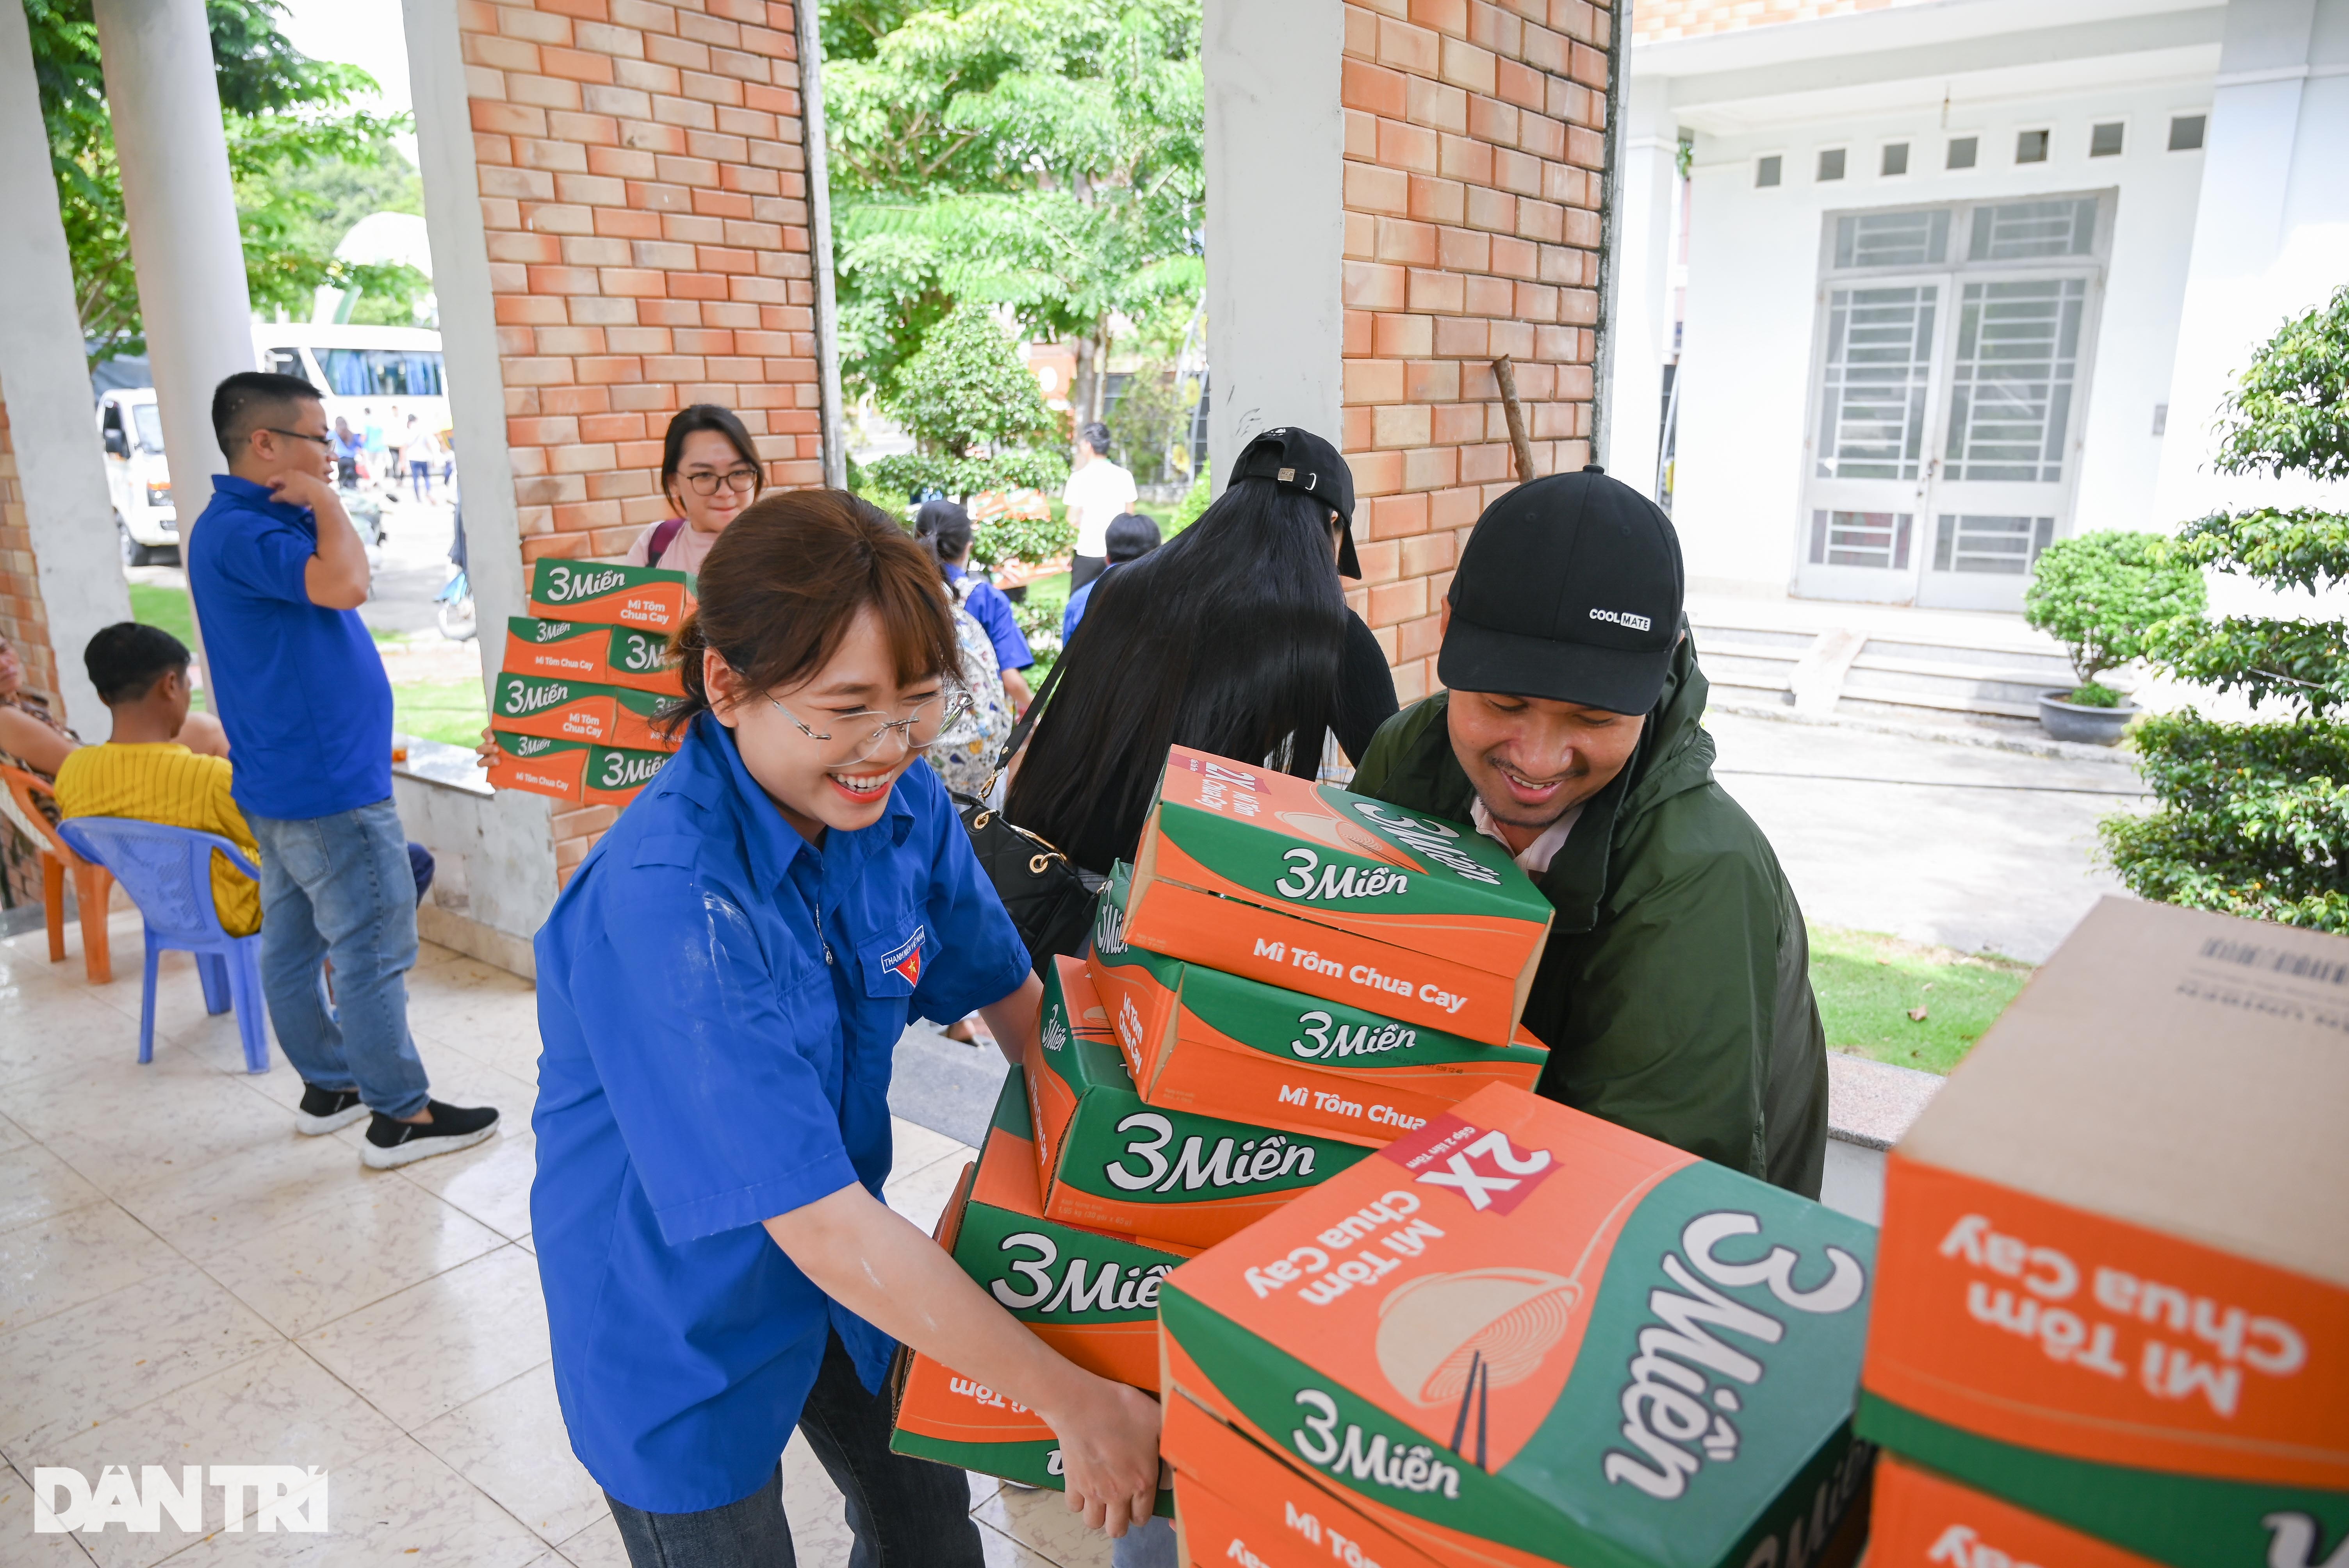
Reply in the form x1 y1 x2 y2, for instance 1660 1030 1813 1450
188 372 496 1169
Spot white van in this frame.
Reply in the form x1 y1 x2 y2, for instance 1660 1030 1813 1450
99 386 177 565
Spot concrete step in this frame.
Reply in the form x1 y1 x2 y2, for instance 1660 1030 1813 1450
1690 613 2099 728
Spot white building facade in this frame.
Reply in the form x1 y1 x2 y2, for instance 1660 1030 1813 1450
1605 0 2349 612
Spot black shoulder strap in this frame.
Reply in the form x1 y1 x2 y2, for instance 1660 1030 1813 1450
994 652 1068 774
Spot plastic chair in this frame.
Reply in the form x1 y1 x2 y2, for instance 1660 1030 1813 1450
56 817 270 1073
1 761 113 984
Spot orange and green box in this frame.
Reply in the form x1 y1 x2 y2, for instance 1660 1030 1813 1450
1090 861 1548 1149
1855 899 2349 1568
1158 1082 1877 1568
947 1066 1194 1390
1868 1453 2163 1568
1120 747 1552 1046
502 616 684 697
527 558 694 634
888 1346 1176 1515
490 671 679 752
488 731 670 807
1025 954 1369 1250
1164 1385 1448 1568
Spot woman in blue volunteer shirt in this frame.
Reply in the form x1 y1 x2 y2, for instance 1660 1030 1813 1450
531 492 1161 1567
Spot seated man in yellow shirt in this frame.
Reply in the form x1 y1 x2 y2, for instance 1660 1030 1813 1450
53 624 261 935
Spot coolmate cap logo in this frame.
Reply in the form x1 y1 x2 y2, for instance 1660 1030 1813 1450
1590 608 1653 632
883 927 926 986
1379 1114 1555 1215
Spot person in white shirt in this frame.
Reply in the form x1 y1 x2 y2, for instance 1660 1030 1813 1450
1060 422 1136 592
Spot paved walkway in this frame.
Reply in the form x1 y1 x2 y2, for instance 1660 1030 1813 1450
0 913 1105 1568
1706 709 2144 962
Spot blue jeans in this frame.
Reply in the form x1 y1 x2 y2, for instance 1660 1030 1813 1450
604 1333 982 1568
249 800 431 1119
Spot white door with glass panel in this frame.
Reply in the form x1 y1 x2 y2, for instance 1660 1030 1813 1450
1797 194 2109 609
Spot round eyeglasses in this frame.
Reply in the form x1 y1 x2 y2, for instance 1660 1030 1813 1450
681 467 761 496
768 692 974 765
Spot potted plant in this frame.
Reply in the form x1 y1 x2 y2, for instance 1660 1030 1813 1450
2022 531 2206 744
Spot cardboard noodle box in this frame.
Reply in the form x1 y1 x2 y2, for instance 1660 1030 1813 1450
889 1152 1178 1511
886 1348 1176 1515
1159 1082 1877 1568
1027 955 1371 1250
1868 1453 2162 1568
488 732 670 808
1164 1385 1447 1568
1856 898 2349 1568
950 1066 1196 1389
1090 862 1548 1149
502 617 684 697
1123 747 1552 1046
527 557 694 633
490 672 679 752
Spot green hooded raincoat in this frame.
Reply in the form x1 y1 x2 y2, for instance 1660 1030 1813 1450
1350 636 1829 1196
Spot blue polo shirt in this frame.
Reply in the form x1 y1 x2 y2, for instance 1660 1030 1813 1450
945 563 1033 672
1061 561 1121 644
185 474 392 821
531 715 1030 1514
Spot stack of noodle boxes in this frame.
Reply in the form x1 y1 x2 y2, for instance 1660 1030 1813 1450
484 559 689 808
890 747 1894 1568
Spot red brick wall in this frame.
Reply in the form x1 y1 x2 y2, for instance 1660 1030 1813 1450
1338 0 1608 700
458 0 823 883
462 0 824 567
0 390 64 906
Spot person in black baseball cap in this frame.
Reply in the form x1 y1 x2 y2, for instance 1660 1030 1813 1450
1233 425 1362 579
1351 465 1830 1198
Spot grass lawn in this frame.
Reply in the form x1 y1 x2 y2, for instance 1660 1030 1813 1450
1808 923 2032 1075
392 677 490 747
130 580 485 743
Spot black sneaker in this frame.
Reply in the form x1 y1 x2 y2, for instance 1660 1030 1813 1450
296 1084 369 1136
361 1100 500 1169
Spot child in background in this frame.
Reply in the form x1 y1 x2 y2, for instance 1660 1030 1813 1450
52 623 263 935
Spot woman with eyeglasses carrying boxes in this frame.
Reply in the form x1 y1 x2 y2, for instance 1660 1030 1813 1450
621 404 767 573
530 492 1163 1567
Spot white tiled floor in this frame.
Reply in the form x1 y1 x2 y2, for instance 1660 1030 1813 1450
0 912 1113 1566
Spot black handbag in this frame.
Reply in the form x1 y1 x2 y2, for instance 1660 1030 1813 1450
950 657 1097 970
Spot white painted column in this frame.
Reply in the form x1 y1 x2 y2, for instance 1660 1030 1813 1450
91 0 255 709
0 1 134 736
1600 73 1679 504
1204 0 1345 485
91 0 255 707
402 0 558 942
795 0 848 491
2152 0 2349 533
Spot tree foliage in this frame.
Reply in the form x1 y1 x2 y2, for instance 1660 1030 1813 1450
819 0 1204 403
865 303 1071 520
2022 530 2205 691
2102 286 2349 931
26 0 428 367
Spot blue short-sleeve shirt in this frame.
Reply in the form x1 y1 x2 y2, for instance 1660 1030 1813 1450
945 565 1033 673
185 475 393 821
531 715 1031 1514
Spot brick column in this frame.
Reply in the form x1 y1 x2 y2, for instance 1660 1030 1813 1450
460 0 825 565
1339 0 1609 700
0 392 59 907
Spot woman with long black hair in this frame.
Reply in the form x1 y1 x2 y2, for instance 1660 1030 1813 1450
1005 426 1398 880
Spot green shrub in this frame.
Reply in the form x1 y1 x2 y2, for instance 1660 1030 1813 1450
866 303 1069 520
2103 285 2349 932
2068 681 2124 709
2022 530 2205 699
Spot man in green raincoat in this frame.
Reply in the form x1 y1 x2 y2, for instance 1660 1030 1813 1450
1352 467 1829 1196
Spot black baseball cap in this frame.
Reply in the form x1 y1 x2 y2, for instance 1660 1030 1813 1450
1440 465 1684 714
1234 426 1360 578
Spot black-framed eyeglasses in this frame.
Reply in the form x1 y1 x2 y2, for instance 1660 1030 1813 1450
266 428 335 449
768 692 973 764
681 467 761 496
